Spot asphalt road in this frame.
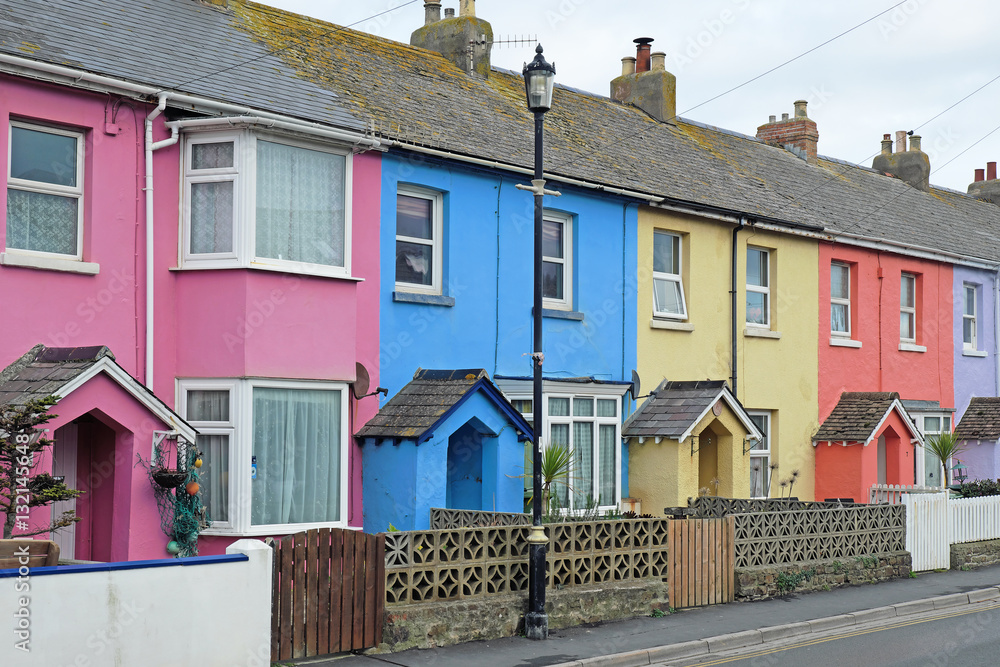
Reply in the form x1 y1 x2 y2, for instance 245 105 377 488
670 602 1000 667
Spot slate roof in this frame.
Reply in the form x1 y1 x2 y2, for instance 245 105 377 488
954 397 1000 440
356 368 530 442
5 0 1000 264
0 344 114 407
813 392 906 442
622 380 756 440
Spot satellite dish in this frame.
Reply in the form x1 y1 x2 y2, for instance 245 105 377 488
630 369 641 401
353 362 371 399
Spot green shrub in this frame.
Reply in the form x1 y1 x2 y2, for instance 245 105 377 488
955 478 1000 498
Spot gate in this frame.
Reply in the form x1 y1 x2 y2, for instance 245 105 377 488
667 516 735 608
903 493 950 571
270 528 385 662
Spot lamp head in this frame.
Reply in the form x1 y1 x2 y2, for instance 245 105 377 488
523 44 556 113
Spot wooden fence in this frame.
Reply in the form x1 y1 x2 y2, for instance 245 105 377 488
667 517 735 608
950 495 1000 544
903 493 950 571
270 528 385 662
869 484 942 505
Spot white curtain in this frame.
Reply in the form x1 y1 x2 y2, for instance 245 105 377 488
256 141 345 267
573 422 593 508
190 181 234 254
598 424 616 506
187 390 231 522
251 387 341 525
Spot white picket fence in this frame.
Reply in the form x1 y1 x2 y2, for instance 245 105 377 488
901 493 1000 571
869 483 942 505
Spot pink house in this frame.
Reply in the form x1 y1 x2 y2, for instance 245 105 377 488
1 3 383 560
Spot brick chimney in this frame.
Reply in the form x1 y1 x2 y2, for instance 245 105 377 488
968 162 1000 205
411 0 493 77
871 130 930 191
610 38 677 124
755 100 819 163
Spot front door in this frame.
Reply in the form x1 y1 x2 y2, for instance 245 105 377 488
50 424 78 560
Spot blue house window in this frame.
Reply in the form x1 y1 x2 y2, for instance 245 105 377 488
396 185 443 295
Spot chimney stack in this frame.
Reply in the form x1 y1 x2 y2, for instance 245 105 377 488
968 162 1000 205
872 130 930 191
411 0 493 77
610 38 676 124
755 100 819 163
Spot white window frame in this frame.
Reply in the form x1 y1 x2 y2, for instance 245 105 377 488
508 390 621 513
652 230 687 320
542 211 573 310
394 184 443 295
830 261 851 338
901 273 917 343
6 120 85 260
963 283 978 350
177 377 350 536
177 381 237 532
747 410 771 499
179 129 353 279
915 413 952 487
746 247 770 328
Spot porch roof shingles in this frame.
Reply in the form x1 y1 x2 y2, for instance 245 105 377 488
355 368 491 440
813 391 901 442
622 380 728 439
954 397 1000 440
0 344 113 408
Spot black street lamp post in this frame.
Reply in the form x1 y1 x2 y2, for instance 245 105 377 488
518 44 558 642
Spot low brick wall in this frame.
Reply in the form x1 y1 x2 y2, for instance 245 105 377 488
951 539 1000 570
374 580 670 652
735 551 911 601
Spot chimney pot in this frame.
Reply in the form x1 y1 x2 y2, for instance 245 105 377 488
874 131 930 191
460 0 475 17
895 130 907 154
989 162 998 181
975 168 986 183
909 135 921 152
423 1 441 25
793 99 808 118
768 115 776 123
633 37 654 73
651 51 666 71
881 134 893 155
781 113 789 121
621 56 636 76
444 7 455 17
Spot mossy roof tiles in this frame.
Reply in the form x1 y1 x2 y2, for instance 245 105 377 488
954 397 1000 440
813 392 904 442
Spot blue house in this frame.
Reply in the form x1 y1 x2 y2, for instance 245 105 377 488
357 369 533 532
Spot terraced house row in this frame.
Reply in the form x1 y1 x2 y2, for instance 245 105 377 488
3 0 1000 558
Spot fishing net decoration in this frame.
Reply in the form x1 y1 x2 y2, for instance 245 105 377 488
139 437 209 558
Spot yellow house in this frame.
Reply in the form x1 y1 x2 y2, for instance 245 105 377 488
630 206 819 508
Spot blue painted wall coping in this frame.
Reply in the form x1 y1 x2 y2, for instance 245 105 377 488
0 553 248 579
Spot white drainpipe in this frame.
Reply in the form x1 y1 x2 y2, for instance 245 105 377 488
144 94 179 388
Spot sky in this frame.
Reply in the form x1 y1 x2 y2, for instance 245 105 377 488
258 0 1000 193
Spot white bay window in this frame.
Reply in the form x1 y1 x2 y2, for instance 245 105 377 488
181 130 351 277
178 378 349 534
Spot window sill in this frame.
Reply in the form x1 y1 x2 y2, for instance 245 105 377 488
899 342 927 353
744 327 781 340
536 307 585 321
170 263 364 281
1 251 99 275
963 349 988 358
393 291 455 307
650 318 694 332
829 337 861 348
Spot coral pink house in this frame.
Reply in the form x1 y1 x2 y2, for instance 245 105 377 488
815 244 954 501
0 62 381 558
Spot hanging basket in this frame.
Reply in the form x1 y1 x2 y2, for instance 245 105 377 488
152 468 188 489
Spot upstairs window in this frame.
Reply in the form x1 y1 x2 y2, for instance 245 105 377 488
963 284 978 350
653 230 686 319
395 186 442 294
182 131 351 277
830 262 851 336
746 247 770 327
542 212 572 310
900 273 917 342
6 121 84 258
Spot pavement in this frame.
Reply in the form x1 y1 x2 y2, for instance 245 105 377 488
296 564 1000 667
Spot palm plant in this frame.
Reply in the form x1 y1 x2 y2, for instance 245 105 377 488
516 443 575 515
925 431 964 488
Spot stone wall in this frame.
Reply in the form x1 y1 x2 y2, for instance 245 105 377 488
374 580 670 652
951 539 1000 570
735 551 911 601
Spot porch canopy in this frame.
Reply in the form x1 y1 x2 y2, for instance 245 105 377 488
953 396 1000 483
0 344 196 561
622 379 762 511
813 391 923 503
357 369 532 532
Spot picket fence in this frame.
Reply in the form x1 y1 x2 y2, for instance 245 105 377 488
868 484 942 505
902 493 1000 571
